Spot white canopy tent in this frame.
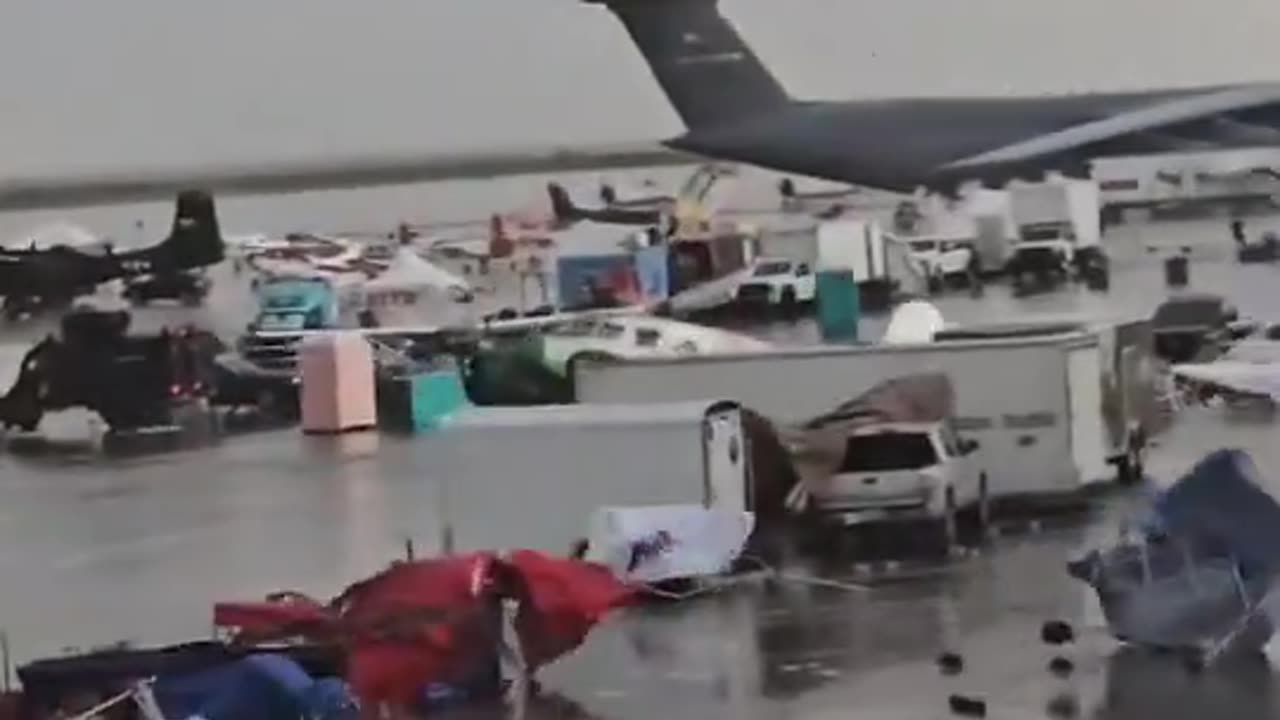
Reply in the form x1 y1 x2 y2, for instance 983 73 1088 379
360 249 475 326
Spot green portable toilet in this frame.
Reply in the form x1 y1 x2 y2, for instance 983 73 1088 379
816 268 860 343
378 361 471 433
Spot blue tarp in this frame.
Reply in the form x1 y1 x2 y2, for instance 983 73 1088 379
632 245 670 301
152 654 358 720
1150 448 1280 579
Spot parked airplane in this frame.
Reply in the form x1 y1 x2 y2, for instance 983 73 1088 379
598 177 672 207
548 182 665 226
0 190 225 318
548 163 734 230
584 0 1280 196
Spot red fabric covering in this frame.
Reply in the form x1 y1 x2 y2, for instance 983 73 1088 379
334 552 496 627
211 551 633 708
603 264 641 305
505 550 636 670
488 215 514 259
336 553 503 706
211 591 332 630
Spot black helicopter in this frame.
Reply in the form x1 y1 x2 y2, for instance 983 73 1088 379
0 190 225 319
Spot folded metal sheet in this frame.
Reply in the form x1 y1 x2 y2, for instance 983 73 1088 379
781 373 954 496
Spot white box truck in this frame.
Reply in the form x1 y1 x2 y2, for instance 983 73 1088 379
1006 178 1109 293
751 216 923 310
420 400 752 554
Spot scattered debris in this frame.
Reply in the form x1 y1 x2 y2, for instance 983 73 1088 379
947 693 987 717
1047 656 1075 676
936 652 965 675
1041 620 1076 646
1068 449 1280 665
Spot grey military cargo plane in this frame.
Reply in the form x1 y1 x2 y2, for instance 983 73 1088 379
586 0 1280 195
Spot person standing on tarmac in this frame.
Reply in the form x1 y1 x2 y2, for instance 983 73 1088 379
966 250 984 297
1230 218 1246 247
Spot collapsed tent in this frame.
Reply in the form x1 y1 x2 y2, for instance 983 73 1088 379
14 642 346 719
363 249 471 303
215 551 633 708
1068 449 1280 657
781 373 955 498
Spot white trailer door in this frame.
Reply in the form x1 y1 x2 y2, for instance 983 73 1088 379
1067 345 1109 486
704 410 748 514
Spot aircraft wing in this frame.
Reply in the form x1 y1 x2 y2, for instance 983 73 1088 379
0 142 696 212
1171 360 1280 400
941 85 1280 176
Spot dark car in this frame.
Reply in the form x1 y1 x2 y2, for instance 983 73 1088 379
1150 293 1246 364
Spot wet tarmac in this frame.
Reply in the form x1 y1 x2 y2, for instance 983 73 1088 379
2 209 1280 718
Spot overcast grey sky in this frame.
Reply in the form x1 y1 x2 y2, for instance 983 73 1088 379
1 0 1278 174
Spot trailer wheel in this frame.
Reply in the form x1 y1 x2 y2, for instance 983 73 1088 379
962 474 991 545
779 286 798 317
930 488 959 559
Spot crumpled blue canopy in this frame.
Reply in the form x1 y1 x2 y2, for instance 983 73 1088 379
1150 448 1280 579
152 653 358 720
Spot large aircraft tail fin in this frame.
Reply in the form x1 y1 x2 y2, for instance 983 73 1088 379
585 0 790 130
149 190 226 271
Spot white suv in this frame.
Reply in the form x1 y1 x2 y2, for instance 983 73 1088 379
810 420 990 553
733 258 816 307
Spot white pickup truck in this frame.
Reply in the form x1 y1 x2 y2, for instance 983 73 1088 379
808 419 990 554
733 257 817 307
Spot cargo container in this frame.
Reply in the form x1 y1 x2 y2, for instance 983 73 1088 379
421 400 752 554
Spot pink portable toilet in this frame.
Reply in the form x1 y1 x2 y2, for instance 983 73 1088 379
298 331 377 434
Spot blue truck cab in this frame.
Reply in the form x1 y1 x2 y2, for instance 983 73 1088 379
251 278 341 332
237 278 351 377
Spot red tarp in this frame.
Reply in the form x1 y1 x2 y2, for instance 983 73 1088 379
213 592 335 644
507 550 636 670
213 552 634 708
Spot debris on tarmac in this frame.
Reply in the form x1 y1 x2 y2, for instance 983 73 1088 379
1042 620 1076 645
948 693 987 717
936 651 965 675
1048 655 1076 676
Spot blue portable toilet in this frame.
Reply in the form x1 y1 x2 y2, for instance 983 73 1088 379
816 269 860 343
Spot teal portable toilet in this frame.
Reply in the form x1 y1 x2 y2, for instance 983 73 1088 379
408 368 470 431
816 268 860 343
378 362 471 433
